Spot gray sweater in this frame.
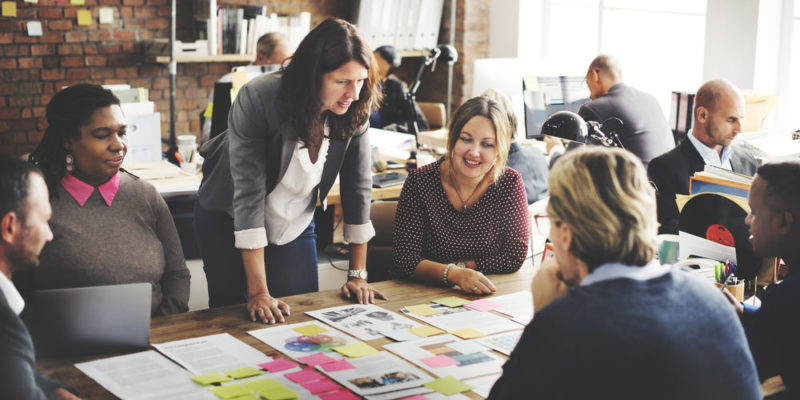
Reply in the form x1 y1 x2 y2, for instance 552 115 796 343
33 172 190 316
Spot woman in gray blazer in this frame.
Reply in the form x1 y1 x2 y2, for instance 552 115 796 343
195 18 385 324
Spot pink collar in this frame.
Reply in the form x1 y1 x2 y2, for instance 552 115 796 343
60 172 120 207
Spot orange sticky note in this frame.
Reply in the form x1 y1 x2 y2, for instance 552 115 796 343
2 2 17 17
76 9 92 26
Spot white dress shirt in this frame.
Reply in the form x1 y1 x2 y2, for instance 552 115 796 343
581 259 669 287
0 271 25 315
687 132 733 170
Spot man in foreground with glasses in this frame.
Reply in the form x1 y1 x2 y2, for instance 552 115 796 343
488 147 760 399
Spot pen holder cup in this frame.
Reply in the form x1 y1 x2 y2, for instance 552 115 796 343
715 281 744 302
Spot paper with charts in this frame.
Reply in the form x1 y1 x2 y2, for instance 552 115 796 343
401 303 523 336
306 303 422 341
489 290 534 325
383 334 505 380
316 350 434 397
74 350 217 400
152 332 272 375
248 321 361 362
473 330 523 356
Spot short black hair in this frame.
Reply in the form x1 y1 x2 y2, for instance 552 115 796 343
375 45 401 74
0 155 41 222
757 161 800 212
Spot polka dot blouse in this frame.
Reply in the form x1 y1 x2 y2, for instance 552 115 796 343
391 159 530 279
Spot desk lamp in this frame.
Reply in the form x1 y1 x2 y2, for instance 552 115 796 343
406 45 459 145
542 111 625 148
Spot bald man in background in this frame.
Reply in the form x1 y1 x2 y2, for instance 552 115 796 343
648 79 758 234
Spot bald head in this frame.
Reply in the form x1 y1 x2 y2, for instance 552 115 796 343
585 55 622 99
692 79 745 150
255 32 290 66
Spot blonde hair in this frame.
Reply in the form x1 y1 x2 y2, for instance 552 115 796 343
547 147 657 270
445 96 511 183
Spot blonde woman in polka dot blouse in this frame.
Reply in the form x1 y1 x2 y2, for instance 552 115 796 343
392 96 529 295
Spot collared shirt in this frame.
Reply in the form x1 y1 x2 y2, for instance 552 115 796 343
687 132 733 170
0 271 24 315
581 259 669 287
61 172 120 207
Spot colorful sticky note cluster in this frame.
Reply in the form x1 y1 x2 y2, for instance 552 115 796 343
191 371 232 386
258 359 298 373
433 296 471 307
292 324 328 335
423 376 474 396
407 325 444 338
331 342 379 358
405 304 439 316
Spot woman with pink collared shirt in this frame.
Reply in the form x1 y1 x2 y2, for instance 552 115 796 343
25 84 190 316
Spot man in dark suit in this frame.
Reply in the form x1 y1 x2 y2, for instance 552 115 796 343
648 79 758 234
0 155 79 400
579 55 675 169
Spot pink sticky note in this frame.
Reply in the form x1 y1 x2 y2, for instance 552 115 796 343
320 389 361 400
400 396 432 400
465 299 501 312
301 378 342 394
284 368 325 383
298 352 337 367
420 354 460 368
320 359 356 372
258 359 298 373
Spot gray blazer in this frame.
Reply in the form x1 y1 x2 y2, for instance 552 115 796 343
198 72 373 234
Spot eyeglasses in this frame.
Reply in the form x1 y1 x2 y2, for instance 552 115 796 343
533 214 551 239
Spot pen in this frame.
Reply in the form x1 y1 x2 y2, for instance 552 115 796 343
174 151 184 163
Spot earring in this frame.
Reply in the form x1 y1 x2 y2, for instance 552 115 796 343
65 154 74 172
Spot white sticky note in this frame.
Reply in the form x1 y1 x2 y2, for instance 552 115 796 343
26 21 43 37
99 7 113 24
25 0 39 3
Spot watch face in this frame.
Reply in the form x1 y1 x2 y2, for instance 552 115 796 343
349 269 367 279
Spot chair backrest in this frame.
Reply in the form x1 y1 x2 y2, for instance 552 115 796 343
367 201 399 282
210 81 233 140
417 102 446 129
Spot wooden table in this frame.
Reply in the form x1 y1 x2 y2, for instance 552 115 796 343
37 267 536 399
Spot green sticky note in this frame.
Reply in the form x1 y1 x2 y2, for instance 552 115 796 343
406 304 439 316
76 9 92 26
407 325 445 337
433 296 471 307
242 378 283 393
191 371 232 386
225 367 264 379
292 323 328 336
424 376 475 396
332 342 379 358
209 383 249 399
259 387 300 400
70 0 85 4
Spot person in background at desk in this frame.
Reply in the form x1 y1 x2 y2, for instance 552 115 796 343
392 96 529 294
489 147 761 400
481 88 548 204
24 84 190 316
201 32 291 143
723 161 800 395
0 156 81 400
648 78 758 234
369 45 429 132
195 18 385 324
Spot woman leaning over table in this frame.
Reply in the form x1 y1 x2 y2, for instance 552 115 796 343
25 84 190 316
391 96 529 294
195 18 385 324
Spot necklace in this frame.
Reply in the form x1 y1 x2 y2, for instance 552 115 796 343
448 163 485 212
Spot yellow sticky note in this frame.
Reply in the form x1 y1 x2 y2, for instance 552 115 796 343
70 0 85 4
332 342 379 358
76 9 92 26
292 324 328 336
259 387 300 400
433 296 471 308
209 383 249 399
407 325 445 337
424 376 475 396
450 328 486 339
242 378 283 393
406 304 439 316
203 102 214 118
2 2 17 17
228 394 260 400
190 371 232 386
224 367 263 379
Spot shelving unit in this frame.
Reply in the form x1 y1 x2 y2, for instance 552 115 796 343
155 54 254 64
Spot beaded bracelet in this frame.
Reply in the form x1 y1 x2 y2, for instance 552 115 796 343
443 263 456 286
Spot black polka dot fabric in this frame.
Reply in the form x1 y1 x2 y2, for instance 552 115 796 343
391 159 530 278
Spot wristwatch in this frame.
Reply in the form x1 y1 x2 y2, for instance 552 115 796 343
347 269 368 280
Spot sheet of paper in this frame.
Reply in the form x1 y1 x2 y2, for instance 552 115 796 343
153 333 272 375
489 291 534 325
473 330 523 356
383 328 422 342
99 7 114 24
76 9 92 26
306 304 422 341
401 303 523 335
678 231 738 264
27 21 43 36
248 321 360 362
382 334 505 380
74 350 217 400
463 374 501 398
424 376 474 396
316 351 434 397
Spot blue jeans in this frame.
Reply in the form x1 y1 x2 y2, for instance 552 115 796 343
194 202 319 308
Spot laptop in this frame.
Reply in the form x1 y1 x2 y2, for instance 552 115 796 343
30 282 151 357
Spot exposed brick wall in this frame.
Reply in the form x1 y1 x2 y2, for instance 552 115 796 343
0 0 488 157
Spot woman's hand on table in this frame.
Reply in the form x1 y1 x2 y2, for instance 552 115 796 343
247 293 290 324
49 388 81 400
450 267 496 295
342 279 387 304
531 257 569 312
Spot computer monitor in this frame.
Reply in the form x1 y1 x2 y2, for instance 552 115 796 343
524 76 590 139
